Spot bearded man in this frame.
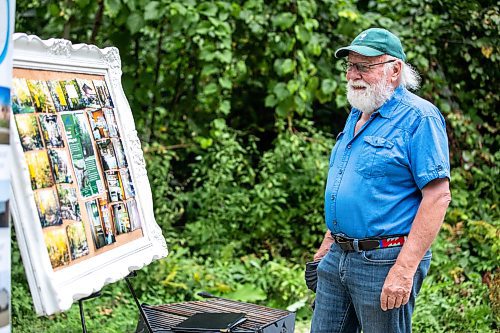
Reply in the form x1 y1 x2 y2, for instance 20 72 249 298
310 28 451 332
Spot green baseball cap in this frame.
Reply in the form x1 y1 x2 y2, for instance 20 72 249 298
335 28 406 61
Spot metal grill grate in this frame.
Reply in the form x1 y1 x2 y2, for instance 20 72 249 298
137 298 296 333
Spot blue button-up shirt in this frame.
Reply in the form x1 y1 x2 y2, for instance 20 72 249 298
325 86 450 238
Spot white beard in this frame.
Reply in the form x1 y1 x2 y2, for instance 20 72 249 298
346 78 394 114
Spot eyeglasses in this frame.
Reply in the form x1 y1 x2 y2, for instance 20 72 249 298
342 59 396 73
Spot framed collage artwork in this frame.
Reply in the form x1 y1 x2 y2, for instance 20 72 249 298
10 34 168 316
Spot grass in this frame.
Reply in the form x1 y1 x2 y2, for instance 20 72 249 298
295 319 312 332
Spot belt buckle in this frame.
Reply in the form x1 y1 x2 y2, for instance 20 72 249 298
334 236 354 251
334 235 348 243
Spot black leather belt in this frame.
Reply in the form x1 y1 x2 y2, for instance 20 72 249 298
333 234 408 251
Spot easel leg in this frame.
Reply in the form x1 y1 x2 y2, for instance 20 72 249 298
79 299 87 333
125 271 153 333
78 292 101 333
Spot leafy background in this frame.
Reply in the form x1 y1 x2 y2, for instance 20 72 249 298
12 0 499 332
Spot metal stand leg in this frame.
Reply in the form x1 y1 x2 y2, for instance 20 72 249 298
125 271 153 333
79 299 87 333
78 292 101 333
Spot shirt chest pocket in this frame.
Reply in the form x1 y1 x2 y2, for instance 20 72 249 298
356 136 395 178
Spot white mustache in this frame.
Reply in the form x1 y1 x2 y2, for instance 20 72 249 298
347 80 370 89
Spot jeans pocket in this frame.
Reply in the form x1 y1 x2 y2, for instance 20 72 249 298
356 136 394 178
422 249 432 261
361 246 402 265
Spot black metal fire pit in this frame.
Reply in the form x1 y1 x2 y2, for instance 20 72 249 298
135 298 296 333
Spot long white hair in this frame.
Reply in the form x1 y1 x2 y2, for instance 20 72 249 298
386 56 421 91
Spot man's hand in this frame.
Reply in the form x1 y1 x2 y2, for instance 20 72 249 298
380 264 414 311
380 178 451 311
314 231 335 261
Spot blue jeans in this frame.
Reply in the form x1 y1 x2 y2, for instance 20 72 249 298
310 243 431 333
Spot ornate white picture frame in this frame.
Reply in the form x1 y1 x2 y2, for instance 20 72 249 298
10 34 168 316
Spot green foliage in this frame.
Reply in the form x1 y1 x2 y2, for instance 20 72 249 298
414 275 494 332
181 119 331 260
132 241 310 308
12 0 499 332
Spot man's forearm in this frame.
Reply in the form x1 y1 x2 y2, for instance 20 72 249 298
395 179 451 272
380 178 451 311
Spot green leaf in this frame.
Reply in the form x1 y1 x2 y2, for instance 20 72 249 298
212 118 226 130
287 80 300 94
298 0 317 18
307 76 319 92
199 48 216 61
105 0 122 18
306 35 322 56
265 94 278 107
144 1 160 20
281 59 295 75
303 18 319 30
217 50 232 63
196 136 213 149
235 60 247 76
238 8 251 21
218 77 232 90
416 56 429 70
208 16 221 27
170 2 187 16
196 21 212 35
274 58 296 76
225 284 267 302
219 100 231 115
48 3 59 16
198 2 218 17
203 83 218 95
276 97 294 118
321 79 337 95
76 0 90 9
126 12 144 34
201 64 219 78
218 8 229 21
316 91 331 104
338 9 359 21
272 12 296 30
273 83 290 101
287 298 307 312
299 87 308 101
295 25 311 42
439 101 451 113
335 93 348 108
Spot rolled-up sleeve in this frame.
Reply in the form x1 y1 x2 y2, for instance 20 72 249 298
409 115 451 189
